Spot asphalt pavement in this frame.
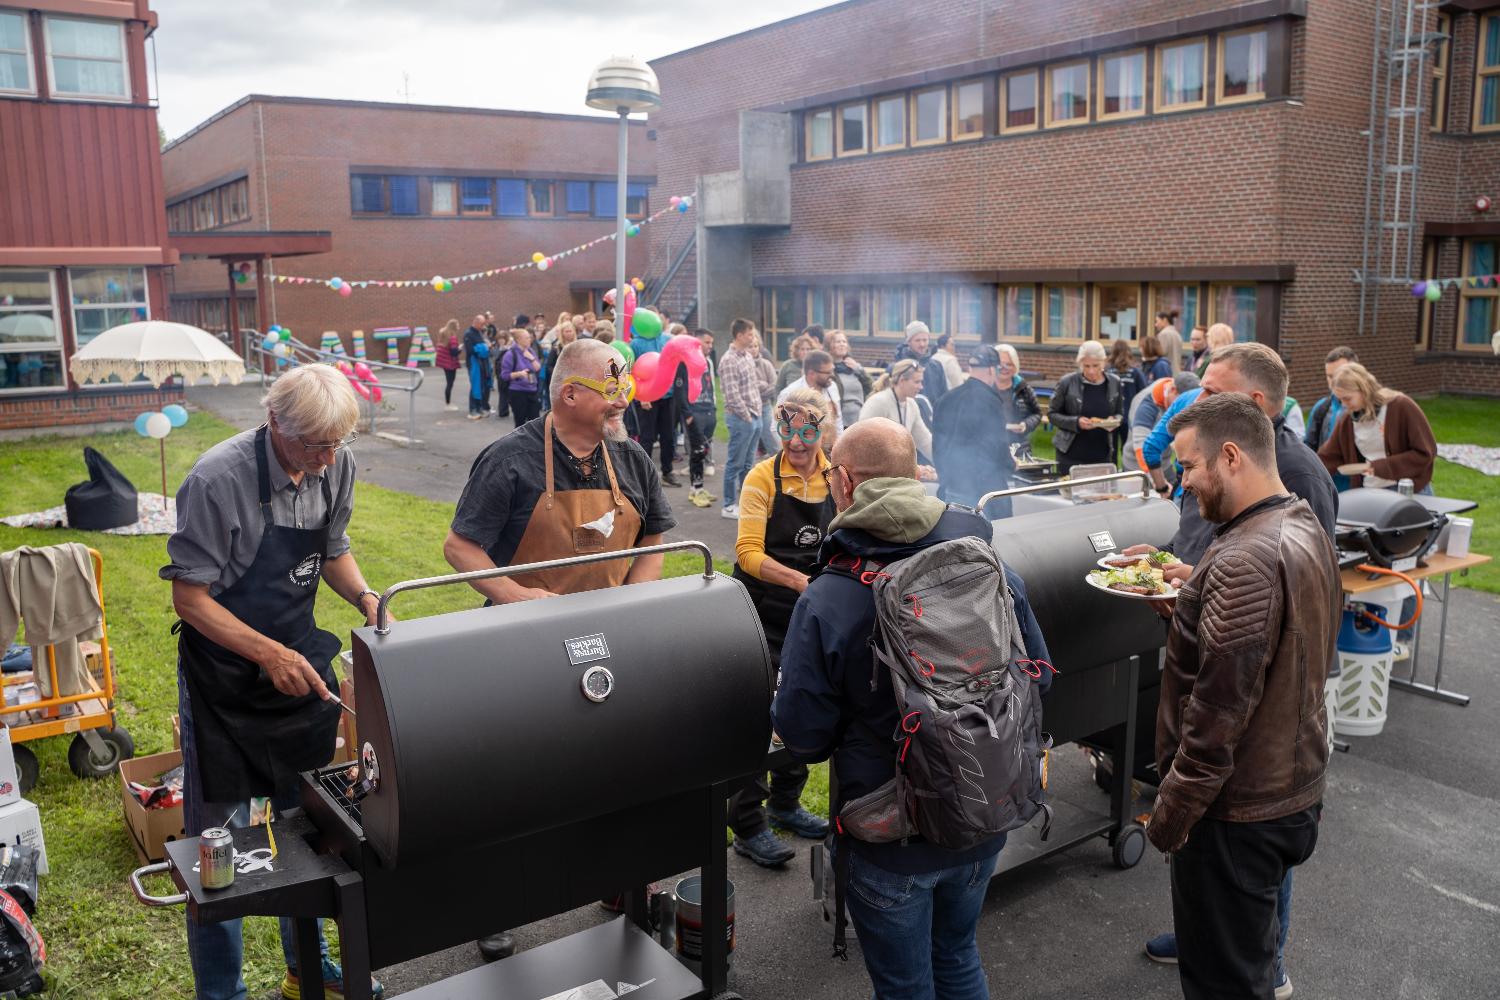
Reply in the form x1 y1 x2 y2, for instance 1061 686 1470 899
188 375 1500 1000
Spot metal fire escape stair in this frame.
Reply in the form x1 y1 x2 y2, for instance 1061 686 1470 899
1357 0 1447 337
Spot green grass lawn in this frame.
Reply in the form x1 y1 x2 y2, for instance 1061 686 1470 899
0 413 742 998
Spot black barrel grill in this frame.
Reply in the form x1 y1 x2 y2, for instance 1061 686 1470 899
132 542 773 1000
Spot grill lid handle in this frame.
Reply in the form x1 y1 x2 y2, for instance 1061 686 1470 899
979 470 1153 510
374 539 716 635
129 861 188 908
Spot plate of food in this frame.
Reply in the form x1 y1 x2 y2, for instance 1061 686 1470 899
1097 550 1181 570
1095 415 1123 431
1086 563 1180 600
1337 462 1371 476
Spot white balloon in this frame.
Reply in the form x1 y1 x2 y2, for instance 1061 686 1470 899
145 412 172 439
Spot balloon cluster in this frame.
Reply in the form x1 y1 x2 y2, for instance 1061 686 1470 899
1411 281 1443 302
668 195 694 214
260 325 295 366
631 334 707 403
234 261 253 285
328 276 354 298
134 403 189 439
336 360 383 402
431 275 456 292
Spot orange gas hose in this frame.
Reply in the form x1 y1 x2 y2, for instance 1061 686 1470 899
1353 564 1424 631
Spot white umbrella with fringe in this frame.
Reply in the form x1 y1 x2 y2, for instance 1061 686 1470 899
68 320 245 388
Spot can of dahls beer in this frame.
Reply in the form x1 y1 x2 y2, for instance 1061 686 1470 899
199 827 235 890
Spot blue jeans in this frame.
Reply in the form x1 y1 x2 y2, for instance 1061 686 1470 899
1274 869 1292 984
178 670 330 1000
844 850 1000 1000
759 400 779 456
723 412 762 510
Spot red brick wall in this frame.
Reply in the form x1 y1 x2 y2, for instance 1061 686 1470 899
0 386 183 431
161 98 659 346
649 0 1500 401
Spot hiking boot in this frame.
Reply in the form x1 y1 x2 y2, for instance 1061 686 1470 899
732 829 794 867
662 472 683 487
768 805 830 839
1143 932 1178 964
281 959 384 999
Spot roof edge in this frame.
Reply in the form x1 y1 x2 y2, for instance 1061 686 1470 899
651 0 866 65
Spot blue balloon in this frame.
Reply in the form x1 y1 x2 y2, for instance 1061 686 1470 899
269 324 281 334
262 335 278 350
133 412 153 437
162 403 189 428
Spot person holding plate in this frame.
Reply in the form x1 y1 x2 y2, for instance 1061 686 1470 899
1048 340 1125 474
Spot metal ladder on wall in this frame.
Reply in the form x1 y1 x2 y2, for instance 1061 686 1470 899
1357 0 1445 337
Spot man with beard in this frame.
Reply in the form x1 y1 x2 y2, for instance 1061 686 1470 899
443 339 675 960
1144 392 1338 1000
931 344 1018 518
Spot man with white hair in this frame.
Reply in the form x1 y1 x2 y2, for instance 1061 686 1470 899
162 363 386 1000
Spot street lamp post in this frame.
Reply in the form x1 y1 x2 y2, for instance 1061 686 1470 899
586 56 661 332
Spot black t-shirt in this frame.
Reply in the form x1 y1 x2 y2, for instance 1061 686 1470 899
451 419 676 567
1069 380 1114 464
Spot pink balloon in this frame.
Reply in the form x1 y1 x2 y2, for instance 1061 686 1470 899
338 284 353 298
621 285 638 343
632 334 707 404
603 287 617 307
352 361 383 403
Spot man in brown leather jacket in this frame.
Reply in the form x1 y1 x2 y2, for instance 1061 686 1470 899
1146 392 1341 1000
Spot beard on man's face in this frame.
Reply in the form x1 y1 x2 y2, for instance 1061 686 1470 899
604 413 629 443
1193 461 1227 523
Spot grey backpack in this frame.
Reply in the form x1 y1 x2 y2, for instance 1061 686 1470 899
832 535 1054 851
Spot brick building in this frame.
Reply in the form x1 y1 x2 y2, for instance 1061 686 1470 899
646 0 1500 402
0 0 184 431
161 96 666 355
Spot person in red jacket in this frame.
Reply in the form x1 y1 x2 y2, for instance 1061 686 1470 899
434 319 462 411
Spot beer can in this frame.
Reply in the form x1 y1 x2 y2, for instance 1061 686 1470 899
199 827 235 890
1397 478 1414 496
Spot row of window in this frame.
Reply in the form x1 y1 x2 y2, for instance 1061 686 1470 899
1477 14 1500 132
1418 238 1500 352
0 267 150 392
0 8 129 101
803 26 1269 161
349 174 649 220
166 178 251 233
762 281 1259 346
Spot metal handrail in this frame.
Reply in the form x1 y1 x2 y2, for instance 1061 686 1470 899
374 540 716 635
978 470 1154 508
647 230 697 308
242 331 425 444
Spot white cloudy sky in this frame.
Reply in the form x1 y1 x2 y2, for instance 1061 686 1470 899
150 0 835 140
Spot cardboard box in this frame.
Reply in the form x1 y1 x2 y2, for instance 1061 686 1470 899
0 730 20 809
0 800 47 875
119 749 185 865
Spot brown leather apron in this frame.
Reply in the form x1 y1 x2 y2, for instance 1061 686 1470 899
508 414 644 595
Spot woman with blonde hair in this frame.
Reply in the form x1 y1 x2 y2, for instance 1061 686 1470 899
435 318 462 410
1195 323 1234 377
775 334 817 395
1158 327 1185 376
1048 340 1124 473
825 330 871 427
727 387 836 864
1317 363 1437 492
860 358 932 460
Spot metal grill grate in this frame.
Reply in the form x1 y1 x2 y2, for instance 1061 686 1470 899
316 764 363 824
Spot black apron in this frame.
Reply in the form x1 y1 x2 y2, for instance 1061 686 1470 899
732 456 835 667
176 426 343 802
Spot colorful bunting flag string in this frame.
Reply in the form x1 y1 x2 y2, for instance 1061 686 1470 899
258 195 694 296
1410 274 1500 301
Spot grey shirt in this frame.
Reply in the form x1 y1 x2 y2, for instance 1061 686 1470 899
160 426 355 595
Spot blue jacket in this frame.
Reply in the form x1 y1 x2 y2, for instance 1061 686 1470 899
771 505 1052 875
1305 394 1350 491
1141 386 1201 480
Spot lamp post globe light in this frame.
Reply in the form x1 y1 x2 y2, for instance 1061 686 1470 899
586 56 661 330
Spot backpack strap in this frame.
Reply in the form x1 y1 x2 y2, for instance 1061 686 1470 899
832 821 851 961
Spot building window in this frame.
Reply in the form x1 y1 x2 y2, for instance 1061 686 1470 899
1474 14 1500 132
806 108 833 161
495 179 526 217
1044 285 1087 341
911 285 947 334
873 287 907 338
592 182 648 219
0 10 35 96
837 102 867 155
44 15 127 101
1430 13 1451 132
1157 38 1208 112
1417 240 1437 350
0 269 63 393
1046 60 1091 127
1209 283 1258 341
910 86 947 146
1458 239 1499 349
192 191 218 230
808 287 836 329
431 178 457 216
69 267 148 382
1098 49 1146 120
951 286 986 340
222 178 250 223
351 174 385 214
169 177 252 232
765 289 798 356
564 180 591 215
626 182 648 218
460 177 493 215
839 287 867 333
1218 27 1268 105
1001 70 1039 133
527 180 552 216
952 79 985 140
874 94 906 151
1148 284 1201 340
390 175 418 216
998 285 1036 342
1094 283 1141 340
